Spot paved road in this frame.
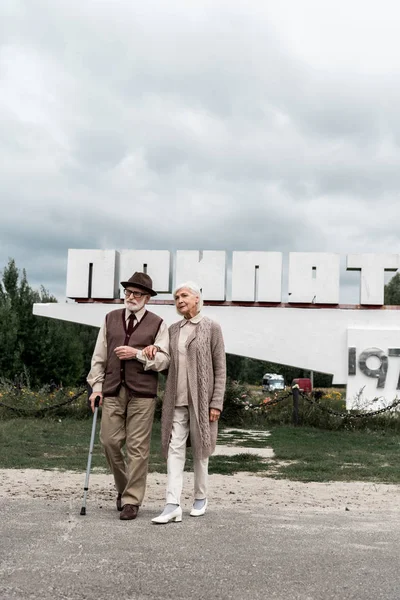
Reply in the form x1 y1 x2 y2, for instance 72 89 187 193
1 498 399 600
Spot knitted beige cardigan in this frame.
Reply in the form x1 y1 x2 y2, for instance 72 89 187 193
161 316 226 459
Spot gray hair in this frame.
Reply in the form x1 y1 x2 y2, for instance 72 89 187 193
173 281 203 313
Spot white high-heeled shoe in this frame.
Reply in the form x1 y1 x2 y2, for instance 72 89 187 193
190 498 208 517
151 505 182 524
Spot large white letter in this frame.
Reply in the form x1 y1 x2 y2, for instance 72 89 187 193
231 252 282 302
175 251 226 300
66 249 118 299
288 253 340 304
118 250 171 298
347 253 399 305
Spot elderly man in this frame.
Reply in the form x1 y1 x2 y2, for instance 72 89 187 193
87 272 169 520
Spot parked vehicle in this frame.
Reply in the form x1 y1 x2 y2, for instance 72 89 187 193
262 373 285 392
292 378 312 393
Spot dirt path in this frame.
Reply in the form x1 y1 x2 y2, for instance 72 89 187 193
1 468 399 513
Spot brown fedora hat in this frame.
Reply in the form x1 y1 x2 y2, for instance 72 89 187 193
120 272 157 296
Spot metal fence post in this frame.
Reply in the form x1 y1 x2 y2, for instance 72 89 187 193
292 384 300 425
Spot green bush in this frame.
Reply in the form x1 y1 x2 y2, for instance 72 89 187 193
220 379 254 427
0 380 89 420
219 379 400 432
3 376 400 434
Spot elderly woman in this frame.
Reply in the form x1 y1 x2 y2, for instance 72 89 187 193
150 281 226 524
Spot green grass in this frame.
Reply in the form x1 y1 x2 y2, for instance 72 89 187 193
0 417 267 476
0 418 107 471
209 454 271 475
218 428 271 448
268 426 400 483
1 418 400 482
0 418 167 472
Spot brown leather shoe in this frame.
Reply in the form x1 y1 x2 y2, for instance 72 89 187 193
116 494 122 512
120 504 139 520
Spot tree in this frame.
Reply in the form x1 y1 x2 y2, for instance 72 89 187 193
384 273 400 305
226 353 332 387
0 259 98 387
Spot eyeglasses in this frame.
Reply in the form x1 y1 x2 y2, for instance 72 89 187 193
124 289 147 299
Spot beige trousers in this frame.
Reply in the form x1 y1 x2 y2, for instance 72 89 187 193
166 406 209 505
100 386 156 506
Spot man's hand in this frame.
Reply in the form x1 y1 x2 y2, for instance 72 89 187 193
209 408 221 422
114 346 137 360
89 392 103 413
142 345 159 360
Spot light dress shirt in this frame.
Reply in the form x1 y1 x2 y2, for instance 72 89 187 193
175 312 204 407
87 306 170 393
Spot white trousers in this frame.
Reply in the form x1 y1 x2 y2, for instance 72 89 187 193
166 406 209 505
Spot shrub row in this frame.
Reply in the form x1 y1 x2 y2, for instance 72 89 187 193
1 379 400 432
220 380 400 432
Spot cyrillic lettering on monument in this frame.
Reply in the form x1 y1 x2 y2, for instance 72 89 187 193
175 251 226 300
66 249 118 299
288 252 340 304
347 254 399 305
118 250 171 298
231 252 282 302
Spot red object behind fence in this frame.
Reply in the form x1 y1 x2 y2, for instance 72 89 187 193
292 378 313 393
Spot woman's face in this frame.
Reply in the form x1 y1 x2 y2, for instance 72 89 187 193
174 287 200 318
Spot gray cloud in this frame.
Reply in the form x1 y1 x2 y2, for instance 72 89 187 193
1 0 400 303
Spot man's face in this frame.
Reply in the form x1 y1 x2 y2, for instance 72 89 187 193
123 286 150 313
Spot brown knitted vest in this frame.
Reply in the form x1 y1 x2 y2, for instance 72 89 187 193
103 308 163 397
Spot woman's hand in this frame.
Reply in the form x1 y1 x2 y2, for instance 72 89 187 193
143 345 159 360
209 408 221 422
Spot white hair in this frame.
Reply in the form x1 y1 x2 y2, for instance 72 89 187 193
173 281 203 313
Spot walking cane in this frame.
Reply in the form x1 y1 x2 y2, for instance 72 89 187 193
80 395 101 516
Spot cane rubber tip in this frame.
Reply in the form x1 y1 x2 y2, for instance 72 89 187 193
80 507 86 516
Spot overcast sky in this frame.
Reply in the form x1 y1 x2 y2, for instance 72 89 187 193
1 0 400 302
